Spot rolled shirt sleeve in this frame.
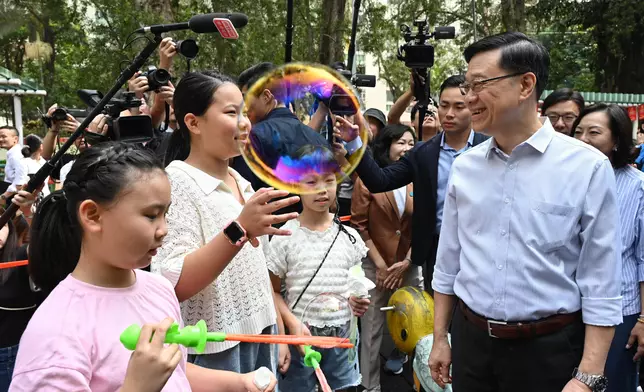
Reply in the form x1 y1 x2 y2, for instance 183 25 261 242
432 169 461 295
576 159 623 326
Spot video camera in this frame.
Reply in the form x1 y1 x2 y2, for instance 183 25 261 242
78 89 154 144
397 20 455 69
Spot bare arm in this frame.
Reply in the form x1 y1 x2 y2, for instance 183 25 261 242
387 89 414 125
308 102 329 131
187 363 276 392
433 292 456 342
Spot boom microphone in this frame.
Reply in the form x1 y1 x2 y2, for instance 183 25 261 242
135 13 249 35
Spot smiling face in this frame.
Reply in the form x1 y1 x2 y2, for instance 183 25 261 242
464 49 533 135
185 82 251 161
573 111 616 160
388 131 415 162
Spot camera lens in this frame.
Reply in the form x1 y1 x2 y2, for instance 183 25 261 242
151 69 171 86
175 39 199 60
52 108 68 121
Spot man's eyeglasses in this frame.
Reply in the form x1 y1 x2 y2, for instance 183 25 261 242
546 113 577 124
459 72 526 96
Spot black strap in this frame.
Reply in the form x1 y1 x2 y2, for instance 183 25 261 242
290 223 342 311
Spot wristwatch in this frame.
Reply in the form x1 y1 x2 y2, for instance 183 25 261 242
572 368 608 392
223 220 248 247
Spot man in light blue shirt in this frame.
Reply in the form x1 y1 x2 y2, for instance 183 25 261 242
429 32 622 392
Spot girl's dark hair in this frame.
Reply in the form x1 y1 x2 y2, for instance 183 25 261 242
569 103 634 169
29 142 165 293
164 70 236 166
0 218 19 284
372 124 417 168
22 134 43 158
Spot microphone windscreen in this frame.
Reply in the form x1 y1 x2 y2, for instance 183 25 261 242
189 13 249 34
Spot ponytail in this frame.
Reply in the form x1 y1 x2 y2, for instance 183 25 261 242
164 128 190 167
28 191 81 293
21 146 32 158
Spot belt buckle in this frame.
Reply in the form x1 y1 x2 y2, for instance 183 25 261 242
487 319 507 338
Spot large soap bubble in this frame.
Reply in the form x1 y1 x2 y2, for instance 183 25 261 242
298 292 352 349
239 63 368 194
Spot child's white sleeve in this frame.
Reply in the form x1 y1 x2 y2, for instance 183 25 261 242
264 236 288 279
350 228 369 267
150 177 204 287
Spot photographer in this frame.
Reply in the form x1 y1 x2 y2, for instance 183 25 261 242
127 37 176 132
387 71 440 141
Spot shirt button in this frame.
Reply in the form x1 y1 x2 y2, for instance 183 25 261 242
395 230 401 236
500 230 506 236
497 264 503 270
495 298 501 304
509 164 515 170
476 230 481 235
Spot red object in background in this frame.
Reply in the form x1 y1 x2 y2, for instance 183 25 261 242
639 104 644 120
627 106 637 121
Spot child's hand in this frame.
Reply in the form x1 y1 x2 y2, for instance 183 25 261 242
237 188 300 247
287 320 312 356
121 318 183 392
277 343 291 374
349 296 370 317
240 368 278 391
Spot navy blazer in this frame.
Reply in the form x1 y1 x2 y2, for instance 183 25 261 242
355 131 489 284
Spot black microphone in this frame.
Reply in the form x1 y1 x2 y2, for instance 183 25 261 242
135 13 248 35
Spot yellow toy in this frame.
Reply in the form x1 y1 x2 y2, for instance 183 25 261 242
383 286 435 354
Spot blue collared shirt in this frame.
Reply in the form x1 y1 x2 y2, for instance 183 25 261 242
432 121 623 326
614 166 644 316
436 131 475 234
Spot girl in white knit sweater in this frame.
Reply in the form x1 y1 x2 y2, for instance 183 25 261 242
265 146 370 392
151 71 299 376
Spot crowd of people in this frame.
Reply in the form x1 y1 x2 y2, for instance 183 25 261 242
0 30 643 392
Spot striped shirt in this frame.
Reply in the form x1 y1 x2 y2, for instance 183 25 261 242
615 165 644 316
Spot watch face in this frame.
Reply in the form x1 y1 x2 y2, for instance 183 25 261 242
224 222 245 242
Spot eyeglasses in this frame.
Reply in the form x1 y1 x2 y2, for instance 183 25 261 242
546 113 577 124
459 72 526 96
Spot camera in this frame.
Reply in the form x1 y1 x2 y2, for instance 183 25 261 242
173 39 199 60
337 69 376 88
77 89 154 144
141 66 171 92
397 20 455 69
51 108 69 121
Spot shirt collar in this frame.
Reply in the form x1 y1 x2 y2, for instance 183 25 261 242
262 107 297 122
440 130 475 150
484 119 555 159
169 160 253 196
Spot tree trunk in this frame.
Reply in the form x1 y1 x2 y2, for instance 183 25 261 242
501 0 525 32
319 0 347 65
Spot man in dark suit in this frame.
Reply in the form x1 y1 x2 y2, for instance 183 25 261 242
344 75 488 290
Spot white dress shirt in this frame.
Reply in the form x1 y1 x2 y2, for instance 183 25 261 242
4 144 27 192
432 120 623 327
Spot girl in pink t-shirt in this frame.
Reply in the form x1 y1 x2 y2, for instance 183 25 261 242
9 142 277 392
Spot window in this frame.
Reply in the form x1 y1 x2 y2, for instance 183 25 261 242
386 90 394 103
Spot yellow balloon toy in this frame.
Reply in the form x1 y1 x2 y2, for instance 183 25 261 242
383 286 435 354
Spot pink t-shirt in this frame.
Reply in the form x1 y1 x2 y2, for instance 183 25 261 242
10 270 192 392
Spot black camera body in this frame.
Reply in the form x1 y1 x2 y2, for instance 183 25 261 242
51 108 69 121
397 20 455 69
337 69 376 88
141 66 171 92
78 89 154 145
